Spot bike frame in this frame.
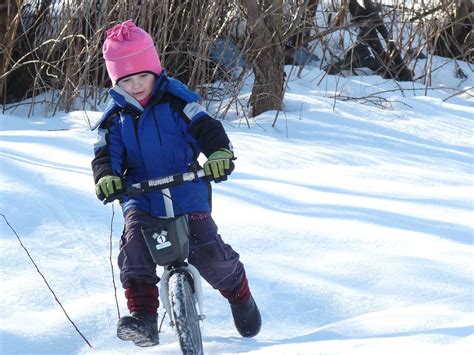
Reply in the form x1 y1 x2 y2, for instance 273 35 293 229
104 168 207 325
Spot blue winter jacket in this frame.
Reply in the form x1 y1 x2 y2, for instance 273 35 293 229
91 74 232 218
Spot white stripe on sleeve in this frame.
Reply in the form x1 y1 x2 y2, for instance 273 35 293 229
94 128 107 149
183 102 207 120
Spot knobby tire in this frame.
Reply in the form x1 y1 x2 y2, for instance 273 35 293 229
169 272 203 355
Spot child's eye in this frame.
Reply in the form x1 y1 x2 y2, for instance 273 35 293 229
121 78 130 83
139 74 149 78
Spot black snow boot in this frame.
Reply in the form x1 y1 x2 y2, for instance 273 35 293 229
117 310 159 347
230 294 262 337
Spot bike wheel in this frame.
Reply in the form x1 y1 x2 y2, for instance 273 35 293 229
169 271 203 355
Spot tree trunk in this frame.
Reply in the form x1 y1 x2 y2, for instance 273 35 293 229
250 40 285 117
347 0 413 81
434 0 473 60
240 0 285 117
293 0 319 48
286 0 319 65
0 0 17 104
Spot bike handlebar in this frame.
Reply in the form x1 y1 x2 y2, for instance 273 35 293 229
103 169 206 205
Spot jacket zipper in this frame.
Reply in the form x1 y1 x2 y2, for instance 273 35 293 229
152 109 163 146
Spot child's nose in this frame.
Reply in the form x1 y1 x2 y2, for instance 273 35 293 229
131 78 141 88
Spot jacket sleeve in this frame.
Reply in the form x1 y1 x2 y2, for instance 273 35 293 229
91 114 125 183
181 101 233 157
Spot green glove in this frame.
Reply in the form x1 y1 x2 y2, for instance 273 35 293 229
95 175 124 201
203 148 234 183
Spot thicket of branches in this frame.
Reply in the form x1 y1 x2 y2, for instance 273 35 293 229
0 0 472 117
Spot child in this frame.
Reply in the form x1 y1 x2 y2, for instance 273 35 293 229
91 20 261 347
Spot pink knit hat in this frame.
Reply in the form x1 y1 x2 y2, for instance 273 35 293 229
103 20 163 83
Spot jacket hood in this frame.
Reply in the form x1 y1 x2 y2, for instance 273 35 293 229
91 74 201 131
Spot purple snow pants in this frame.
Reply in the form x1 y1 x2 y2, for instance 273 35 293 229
118 209 245 293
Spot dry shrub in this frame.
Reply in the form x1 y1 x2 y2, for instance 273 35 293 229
0 0 471 117
0 0 243 114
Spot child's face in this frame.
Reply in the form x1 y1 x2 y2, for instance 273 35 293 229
118 73 155 101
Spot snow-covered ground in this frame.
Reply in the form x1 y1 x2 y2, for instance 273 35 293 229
1 58 473 354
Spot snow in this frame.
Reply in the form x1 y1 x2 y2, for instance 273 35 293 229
1 57 473 354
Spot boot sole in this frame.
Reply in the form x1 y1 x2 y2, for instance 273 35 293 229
117 318 159 347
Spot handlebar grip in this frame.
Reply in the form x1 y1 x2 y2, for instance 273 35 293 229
103 193 124 205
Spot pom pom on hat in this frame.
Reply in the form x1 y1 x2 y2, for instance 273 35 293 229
103 20 163 83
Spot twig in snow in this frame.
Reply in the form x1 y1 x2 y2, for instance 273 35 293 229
0 213 92 348
109 204 121 319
